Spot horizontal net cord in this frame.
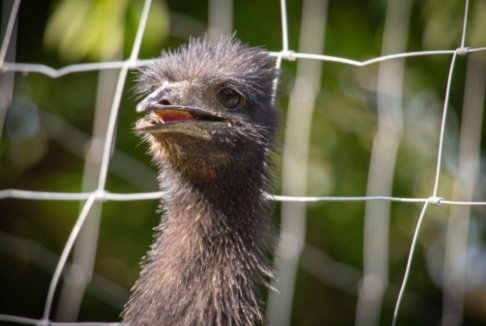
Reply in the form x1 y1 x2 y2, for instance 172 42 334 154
1 188 485 206
0 313 119 326
1 47 486 78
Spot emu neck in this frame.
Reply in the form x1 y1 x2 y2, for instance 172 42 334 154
122 158 272 326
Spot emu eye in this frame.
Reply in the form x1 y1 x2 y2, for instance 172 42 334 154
217 87 243 109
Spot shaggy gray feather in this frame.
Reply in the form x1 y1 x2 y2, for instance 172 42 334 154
122 36 279 326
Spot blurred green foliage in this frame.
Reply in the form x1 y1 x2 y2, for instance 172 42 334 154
0 0 485 325
44 0 168 61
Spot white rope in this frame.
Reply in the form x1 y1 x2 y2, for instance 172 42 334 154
0 0 20 66
3 48 486 78
2 188 485 206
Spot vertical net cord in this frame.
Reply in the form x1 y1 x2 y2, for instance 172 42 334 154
266 0 327 324
0 0 21 141
442 56 485 326
391 200 430 326
96 0 152 191
270 0 288 107
392 1 472 324
0 0 20 66
55 59 127 321
440 1 477 323
431 53 458 198
42 194 97 322
40 0 153 321
432 0 470 198
392 50 458 326
279 0 289 53
460 0 470 49
271 55 282 106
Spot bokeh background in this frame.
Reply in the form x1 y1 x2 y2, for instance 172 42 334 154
1 0 485 325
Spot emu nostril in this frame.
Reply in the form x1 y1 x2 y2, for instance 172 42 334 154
159 99 171 106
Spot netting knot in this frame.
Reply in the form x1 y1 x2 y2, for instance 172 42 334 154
427 196 444 206
280 50 296 61
455 47 470 56
36 319 50 326
93 189 106 202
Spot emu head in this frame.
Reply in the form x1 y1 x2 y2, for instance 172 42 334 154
135 37 279 180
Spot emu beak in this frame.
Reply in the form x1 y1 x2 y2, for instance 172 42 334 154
135 86 226 136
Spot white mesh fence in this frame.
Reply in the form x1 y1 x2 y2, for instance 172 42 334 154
0 0 485 325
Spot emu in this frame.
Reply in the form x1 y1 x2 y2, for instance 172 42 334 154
122 37 279 326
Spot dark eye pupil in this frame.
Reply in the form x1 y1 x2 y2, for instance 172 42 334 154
218 88 242 109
